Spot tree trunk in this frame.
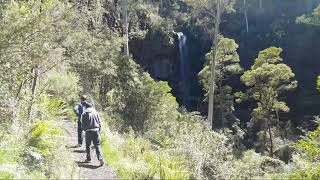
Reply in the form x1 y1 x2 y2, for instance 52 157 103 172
121 0 129 56
15 77 28 100
244 0 249 33
218 78 224 128
260 0 262 9
99 77 105 108
263 128 267 155
208 0 221 129
267 121 274 157
160 0 163 15
276 109 282 137
28 67 39 124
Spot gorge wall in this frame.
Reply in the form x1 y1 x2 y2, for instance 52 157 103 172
130 0 320 128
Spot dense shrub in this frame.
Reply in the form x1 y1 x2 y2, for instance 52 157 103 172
101 125 190 179
0 92 79 179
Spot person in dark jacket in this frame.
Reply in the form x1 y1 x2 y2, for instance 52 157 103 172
73 95 87 147
81 100 104 166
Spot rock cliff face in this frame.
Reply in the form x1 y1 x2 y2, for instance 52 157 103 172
130 0 320 118
129 29 182 104
129 28 207 111
130 28 212 111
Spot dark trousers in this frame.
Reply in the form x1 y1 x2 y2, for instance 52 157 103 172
85 131 103 160
77 120 83 145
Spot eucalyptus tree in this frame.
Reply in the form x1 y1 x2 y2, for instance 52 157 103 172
259 0 262 9
103 0 159 55
121 0 129 56
183 0 235 128
199 37 242 128
243 0 249 33
0 0 80 123
236 47 297 157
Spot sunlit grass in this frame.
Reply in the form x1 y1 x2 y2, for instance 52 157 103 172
101 128 190 179
0 171 14 180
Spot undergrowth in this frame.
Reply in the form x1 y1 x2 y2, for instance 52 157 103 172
0 94 79 179
101 124 190 179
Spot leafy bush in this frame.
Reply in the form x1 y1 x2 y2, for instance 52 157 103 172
107 57 178 134
233 150 285 179
101 125 190 179
28 120 62 157
296 127 320 161
23 119 78 179
38 69 81 122
288 164 320 180
0 124 27 179
270 121 320 179
102 57 238 179
0 171 14 180
37 96 70 120
42 70 81 103
285 125 320 179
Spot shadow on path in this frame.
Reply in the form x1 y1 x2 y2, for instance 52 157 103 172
74 150 86 153
61 120 117 179
75 161 102 169
66 145 81 149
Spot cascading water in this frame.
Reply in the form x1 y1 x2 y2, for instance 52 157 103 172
177 32 190 107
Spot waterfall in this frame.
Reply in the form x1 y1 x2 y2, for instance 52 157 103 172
177 32 190 107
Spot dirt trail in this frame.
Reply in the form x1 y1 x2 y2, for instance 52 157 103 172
60 119 117 180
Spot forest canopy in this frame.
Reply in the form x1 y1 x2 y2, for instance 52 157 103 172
0 0 320 179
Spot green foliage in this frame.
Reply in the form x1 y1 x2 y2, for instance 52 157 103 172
233 150 285 179
144 151 190 180
296 127 320 162
199 37 242 127
101 128 189 179
236 47 297 157
238 46 295 98
0 0 77 99
33 68 80 120
107 57 178 134
0 123 27 179
296 4 320 25
183 0 235 37
106 106 236 179
288 164 320 180
23 97 78 179
294 119 320 168
41 69 81 103
0 101 76 179
199 37 242 95
317 76 320 91
98 52 238 179
28 120 62 157
171 111 235 179
0 171 14 180
270 117 320 179
1 0 319 179
21 91 78 178
37 96 69 120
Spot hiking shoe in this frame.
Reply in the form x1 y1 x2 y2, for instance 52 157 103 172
84 159 91 163
75 144 82 148
99 159 104 166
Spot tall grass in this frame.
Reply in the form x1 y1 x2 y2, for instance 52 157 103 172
101 127 190 179
0 94 79 179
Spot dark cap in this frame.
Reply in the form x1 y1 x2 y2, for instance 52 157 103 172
82 101 93 108
83 96 94 108
80 95 87 101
